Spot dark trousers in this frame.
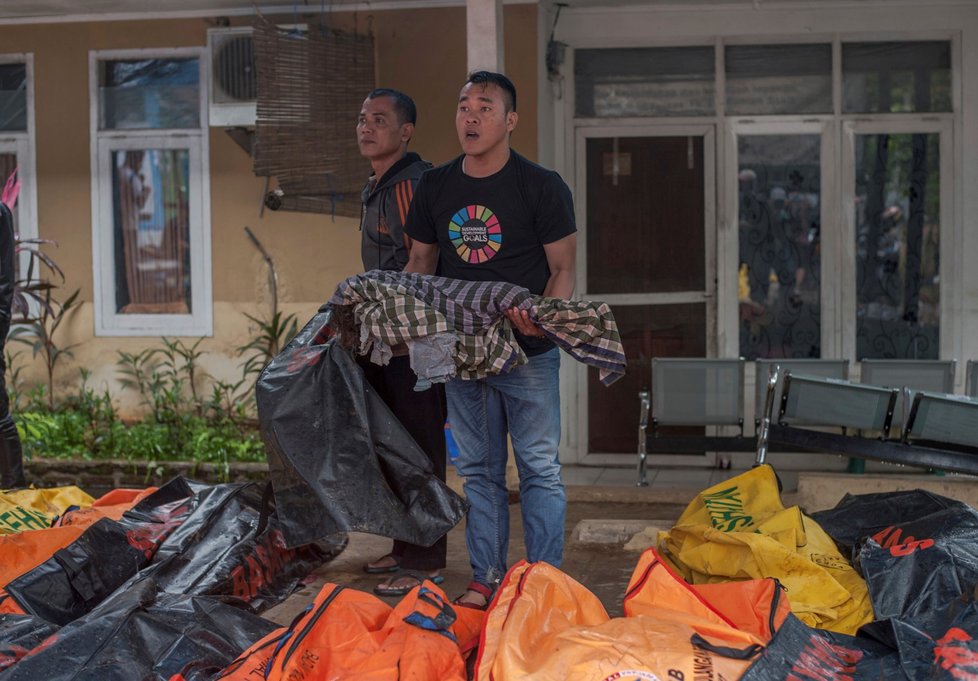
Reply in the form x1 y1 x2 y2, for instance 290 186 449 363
0 323 25 489
358 354 448 571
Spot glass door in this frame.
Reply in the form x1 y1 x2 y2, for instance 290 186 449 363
728 122 834 361
573 125 715 464
722 121 835 430
841 120 954 363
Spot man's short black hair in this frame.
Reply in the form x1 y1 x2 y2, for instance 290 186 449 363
465 71 517 112
366 88 417 125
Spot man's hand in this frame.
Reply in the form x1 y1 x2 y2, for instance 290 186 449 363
505 308 545 338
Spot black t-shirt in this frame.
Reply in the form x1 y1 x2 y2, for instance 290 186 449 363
405 151 577 353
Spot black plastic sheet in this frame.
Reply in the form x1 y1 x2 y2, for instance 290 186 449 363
811 490 961 557
2 479 335 631
807 489 978 679
127 481 340 611
735 607 978 680
890 599 978 680
2 478 202 626
257 308 467 548
4 518 151 626
857 503 978 622
740 613 906 680
0 614 57 672
1 579 277 681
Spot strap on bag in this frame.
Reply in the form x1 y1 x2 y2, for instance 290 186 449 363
52 548 101 604
403 587 459 642
689 633 763 660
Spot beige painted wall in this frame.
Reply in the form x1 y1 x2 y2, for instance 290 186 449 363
0 6 538 415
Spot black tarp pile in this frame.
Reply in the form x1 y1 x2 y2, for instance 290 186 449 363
0 303 471 679
256 307 468 549
744 489 978 680
0 477 343 680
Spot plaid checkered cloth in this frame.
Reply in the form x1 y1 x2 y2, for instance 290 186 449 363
329 270 626 385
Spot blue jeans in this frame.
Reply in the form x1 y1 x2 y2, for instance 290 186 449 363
446 348 564 588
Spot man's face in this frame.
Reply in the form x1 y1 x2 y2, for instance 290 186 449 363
357 96 411 162
456 82 517 157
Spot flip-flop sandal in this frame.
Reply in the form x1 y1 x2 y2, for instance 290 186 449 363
452 581 494 611
373 570 445 597
363 554 401 574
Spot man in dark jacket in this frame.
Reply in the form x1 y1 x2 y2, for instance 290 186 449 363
355 88 447 596
358 89 433 272
0 201 25 489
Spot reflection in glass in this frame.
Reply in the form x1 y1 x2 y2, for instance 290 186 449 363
112 149 191 314
0 64 27 132
854 133 940 359
725 44 832 115
586 136 705 294
575 47 715 117
738 134 821 360
588 303 706 454
843 42 951 114
99 59 200 130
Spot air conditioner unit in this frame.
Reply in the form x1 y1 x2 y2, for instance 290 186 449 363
207 27 257 127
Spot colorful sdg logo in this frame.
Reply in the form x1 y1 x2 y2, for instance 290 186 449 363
449 205 502 263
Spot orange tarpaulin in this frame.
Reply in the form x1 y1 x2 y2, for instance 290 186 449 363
624 548 791 642
207 580 483 681
55 487 156 529
475 557 779 681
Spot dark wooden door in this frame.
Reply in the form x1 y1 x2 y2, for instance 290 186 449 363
583 133 711 455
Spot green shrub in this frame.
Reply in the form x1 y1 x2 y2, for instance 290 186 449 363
13 361 268 471
15 410 266 465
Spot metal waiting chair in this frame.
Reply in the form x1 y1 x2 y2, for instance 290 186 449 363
859 359 957 425
755 369 978 475
903 391 978 454
756 368 898 466
637 358 752 486
753 358 849 435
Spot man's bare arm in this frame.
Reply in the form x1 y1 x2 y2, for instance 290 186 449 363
404 240 439 275
506 232 577 337
542 233 577 299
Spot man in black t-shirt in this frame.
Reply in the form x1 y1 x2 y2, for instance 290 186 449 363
405 71 577 609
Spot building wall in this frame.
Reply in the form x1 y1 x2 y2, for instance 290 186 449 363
0 5 537 415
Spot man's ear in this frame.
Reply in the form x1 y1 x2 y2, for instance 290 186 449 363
506 111 518 133
401 122 415 144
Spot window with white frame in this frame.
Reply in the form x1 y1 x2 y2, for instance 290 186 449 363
91 50 211 336
0 55 38 282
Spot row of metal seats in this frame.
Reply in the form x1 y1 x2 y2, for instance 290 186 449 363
636 357 978 486
755 366 978 479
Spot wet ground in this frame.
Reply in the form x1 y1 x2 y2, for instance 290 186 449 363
265 499 686 624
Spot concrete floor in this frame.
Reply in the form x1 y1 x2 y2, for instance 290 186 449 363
260 462 974 625
264 496 687 625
